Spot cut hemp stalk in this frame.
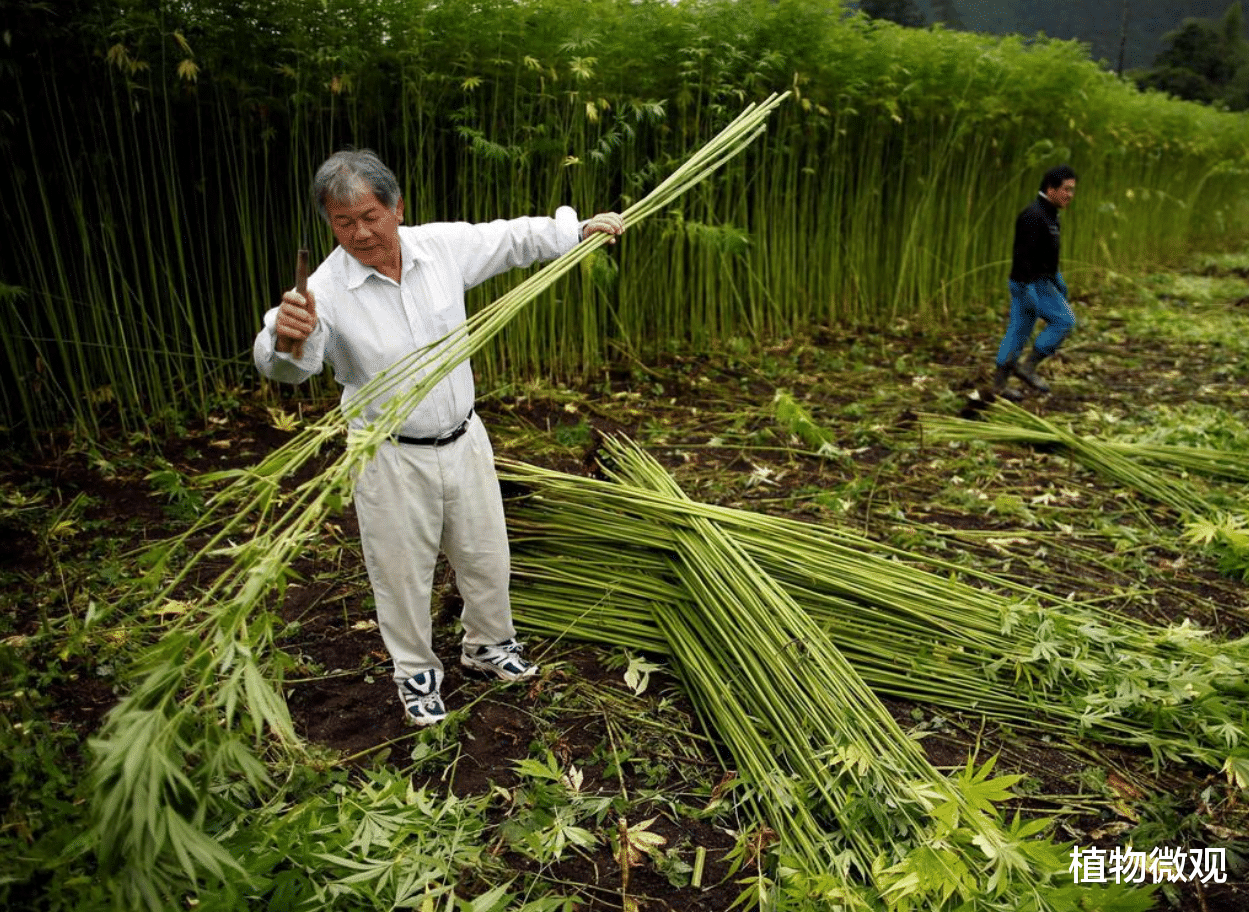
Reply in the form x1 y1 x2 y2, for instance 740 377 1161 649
921 400 1223 517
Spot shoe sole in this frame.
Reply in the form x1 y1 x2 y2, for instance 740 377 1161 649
461 655 538 682
404 711 446 726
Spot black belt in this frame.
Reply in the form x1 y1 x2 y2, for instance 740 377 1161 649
394 410 473 447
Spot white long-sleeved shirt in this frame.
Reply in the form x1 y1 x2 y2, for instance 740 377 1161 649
254 207 581 438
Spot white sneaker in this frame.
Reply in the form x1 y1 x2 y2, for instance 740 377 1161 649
461 639 537 682
399 669 446 725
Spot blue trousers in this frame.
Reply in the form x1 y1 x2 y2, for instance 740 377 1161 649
995 275 1075 366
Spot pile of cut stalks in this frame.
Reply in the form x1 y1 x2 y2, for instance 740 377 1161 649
502 433 1249 910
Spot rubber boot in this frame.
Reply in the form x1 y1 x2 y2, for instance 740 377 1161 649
992 363 1024 402
1014 349 1051 392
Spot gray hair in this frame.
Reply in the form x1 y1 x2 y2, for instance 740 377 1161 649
311 149 401 223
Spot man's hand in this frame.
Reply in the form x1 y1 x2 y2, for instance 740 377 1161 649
581 212 625 244
274 289 318 354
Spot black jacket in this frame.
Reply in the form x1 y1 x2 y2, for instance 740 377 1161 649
1009 194 1060 285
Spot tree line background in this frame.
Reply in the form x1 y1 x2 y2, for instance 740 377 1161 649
2 0 1249 440
862 0 1249 107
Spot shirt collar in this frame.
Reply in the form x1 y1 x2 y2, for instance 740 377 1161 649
340 227 432 289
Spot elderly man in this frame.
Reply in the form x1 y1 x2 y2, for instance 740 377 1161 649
992 164 1078 401
254 149 623 725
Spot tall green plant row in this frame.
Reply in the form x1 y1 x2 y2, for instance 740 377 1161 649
4 0 1249 435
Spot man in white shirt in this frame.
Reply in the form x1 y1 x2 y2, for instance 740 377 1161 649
254 149 623 725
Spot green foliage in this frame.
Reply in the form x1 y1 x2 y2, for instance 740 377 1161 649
159 763 550 912
1111 402 1249 453
772 389 840 454
552 418 592 450
0 639 97 910
0 615 571 911
6 0 1249 435
6 264 1249 909
145 459 205 520
1136 2 1249 110
1183 514 1249 579
502 752 608 863
43 98 778 911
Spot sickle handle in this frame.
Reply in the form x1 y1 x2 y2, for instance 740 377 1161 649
292 248 309 359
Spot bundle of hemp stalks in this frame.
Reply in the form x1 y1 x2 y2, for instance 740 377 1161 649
923 399 1249 581
501 439 1164 912
501 441 1249 784
922 400 1249 508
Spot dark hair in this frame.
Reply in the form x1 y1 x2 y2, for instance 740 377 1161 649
311 148 401 223
1039 164 1077 192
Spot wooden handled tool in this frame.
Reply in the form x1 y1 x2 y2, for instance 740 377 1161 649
291 246 309 359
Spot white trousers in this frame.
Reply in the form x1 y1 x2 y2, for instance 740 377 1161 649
352 415 515 682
